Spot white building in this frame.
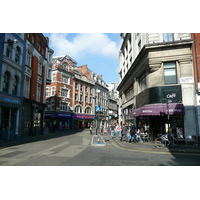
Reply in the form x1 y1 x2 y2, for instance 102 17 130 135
117 33 197 139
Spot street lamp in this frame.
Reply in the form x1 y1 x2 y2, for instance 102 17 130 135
95 89 101 135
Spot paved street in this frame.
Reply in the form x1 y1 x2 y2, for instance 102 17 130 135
1 130 200 166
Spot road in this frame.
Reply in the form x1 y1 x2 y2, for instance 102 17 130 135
0 130 200 166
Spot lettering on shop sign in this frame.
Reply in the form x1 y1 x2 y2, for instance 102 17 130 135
166 93 176 103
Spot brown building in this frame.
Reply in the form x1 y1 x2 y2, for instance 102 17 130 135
45 55 75 131
22 33 54 137
45 55 95 131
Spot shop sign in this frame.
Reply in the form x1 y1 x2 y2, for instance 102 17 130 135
74 114 94 119
0 94 20 105
180 77 194 84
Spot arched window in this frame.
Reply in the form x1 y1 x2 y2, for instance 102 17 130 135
6 40 13 58
12 75 19 95
3 71 11 93
15 46 21 64
85 107 91 114
75 105 82 113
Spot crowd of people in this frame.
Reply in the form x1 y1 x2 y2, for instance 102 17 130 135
108 123 150 143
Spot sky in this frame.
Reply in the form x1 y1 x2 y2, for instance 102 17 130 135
43 33 121 85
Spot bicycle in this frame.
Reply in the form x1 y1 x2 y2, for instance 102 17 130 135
155 134 170 148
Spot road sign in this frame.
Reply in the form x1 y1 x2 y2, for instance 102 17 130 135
96 106 102 111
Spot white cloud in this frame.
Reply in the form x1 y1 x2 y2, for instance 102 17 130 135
49 33 119 59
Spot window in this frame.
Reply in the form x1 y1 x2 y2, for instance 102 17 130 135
12 75 19 95
62 76 69 84
3 71 10 93
62 62 68 70
164 62 177 84
85 107 91 114
36 84 41 102
60 100 69 111
6 41 12 58
46 87 51 97
52 73 56 82
75 83 78 89
75 93 78 101
75 105 82 113
24 76 30 98
15 46 21 64
85 96 88 102
61 88 68 98
163 33 174 42
26 51 31 66
52 86 56 96
38 63 42 75
139 73 147 92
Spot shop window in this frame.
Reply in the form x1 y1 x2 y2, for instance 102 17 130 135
164 62 177 84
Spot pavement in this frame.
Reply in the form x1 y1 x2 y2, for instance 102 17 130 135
104 133 200 154
1 129 200 154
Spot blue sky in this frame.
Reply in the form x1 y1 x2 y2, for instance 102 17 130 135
43 33 121 85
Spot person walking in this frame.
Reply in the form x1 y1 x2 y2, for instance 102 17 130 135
110 123 116 138
120 124 128 142
89 124 93 134
130 122 137 143
115 123 122 139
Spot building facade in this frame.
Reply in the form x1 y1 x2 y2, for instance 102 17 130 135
22 33 54 137
191 33 200 136
73 68 95 129
118 33 197 139
45 55 75 131
0 33 26 140
75 65 110 132
108 83 119 125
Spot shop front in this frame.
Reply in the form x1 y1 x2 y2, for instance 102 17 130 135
73 114 95 130
44 112 73 132
130 103 185 139
0 94 22 140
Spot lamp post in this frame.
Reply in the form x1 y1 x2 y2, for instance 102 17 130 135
95 89 101 135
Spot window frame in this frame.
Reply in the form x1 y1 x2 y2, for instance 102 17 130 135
164 62 177 85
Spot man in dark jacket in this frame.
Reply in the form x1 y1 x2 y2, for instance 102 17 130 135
130 122 137 143
120 124 128 142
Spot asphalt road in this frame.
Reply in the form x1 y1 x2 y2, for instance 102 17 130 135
0 130 200 166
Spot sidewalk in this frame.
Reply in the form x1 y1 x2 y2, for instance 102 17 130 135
104 133 200 154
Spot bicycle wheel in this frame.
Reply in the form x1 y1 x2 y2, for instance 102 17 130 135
155 139 167 148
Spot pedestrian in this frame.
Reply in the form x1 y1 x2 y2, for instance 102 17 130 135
120 124 128 142
110 123 116 138
90 124 93 134
115 123 122 139
130 122 137 143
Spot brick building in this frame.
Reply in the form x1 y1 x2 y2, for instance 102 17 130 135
45 55 75 131
22 33 53 137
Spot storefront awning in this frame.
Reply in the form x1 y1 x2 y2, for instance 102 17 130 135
130 103 185 117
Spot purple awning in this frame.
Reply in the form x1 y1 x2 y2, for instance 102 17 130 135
130 103 185 117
